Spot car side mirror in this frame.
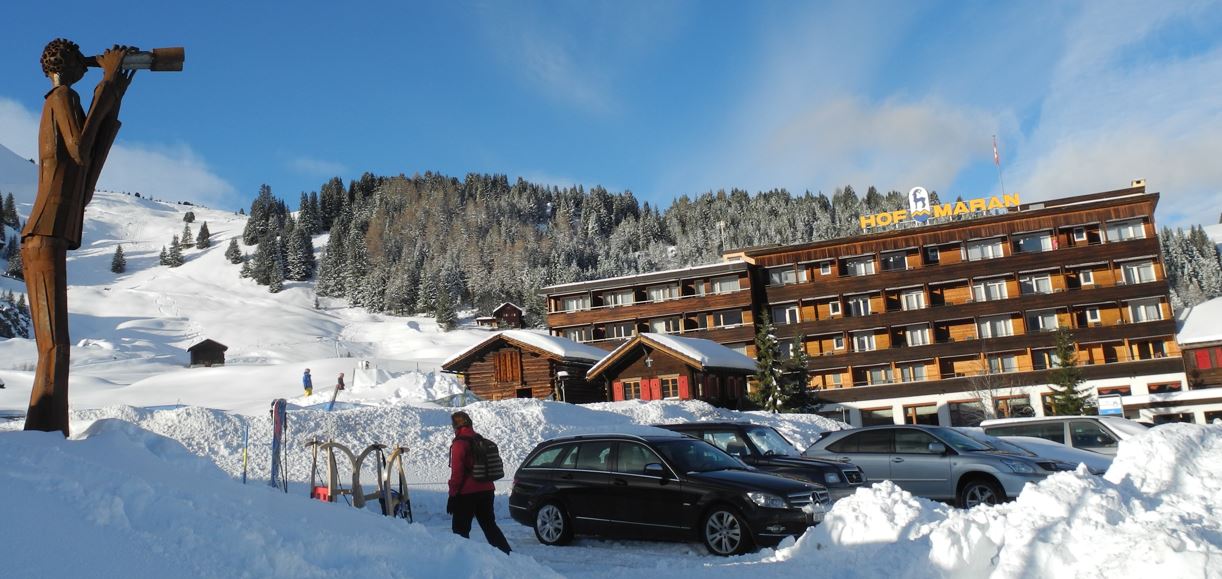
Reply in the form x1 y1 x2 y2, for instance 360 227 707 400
644 463 667 478
928 442 947 455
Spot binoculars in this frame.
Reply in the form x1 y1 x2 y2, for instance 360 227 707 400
85 47 185 72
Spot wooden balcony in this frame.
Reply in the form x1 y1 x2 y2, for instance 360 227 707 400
546 289 753 328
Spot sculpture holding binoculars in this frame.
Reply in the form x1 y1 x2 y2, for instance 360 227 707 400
23 39 183 435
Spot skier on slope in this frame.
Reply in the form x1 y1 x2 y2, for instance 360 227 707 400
302 368 313 396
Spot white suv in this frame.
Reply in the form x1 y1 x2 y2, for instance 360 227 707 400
979 416 1148 456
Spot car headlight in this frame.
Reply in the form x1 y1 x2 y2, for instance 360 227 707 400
746 491 787 509
824 472 841 485
1001 459 1036 474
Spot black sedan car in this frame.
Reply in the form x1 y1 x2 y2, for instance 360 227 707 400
509 432 830 555
656 422 865 500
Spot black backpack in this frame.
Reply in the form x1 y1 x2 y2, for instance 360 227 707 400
461 434 505 483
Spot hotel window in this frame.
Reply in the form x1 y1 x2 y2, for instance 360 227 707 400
1106 219 1146 242
1019 274 1053 295
880 251 908 272
847 295 871 317
560 295 590 312
1027 310 1059 332
649 317 681 334
771 304 800 325
903 404 938 425
1194 349 1214 369
1079 269 1095 286
1085 307 1102 325
897 363 926 383
905 324 930 346
860 407 895 426
1072 227 1087 242
1032 348 1059 370
647 283 679 302
987 353 1019 374
829 372 843 387
926 246 941 264
712 309 743 328
710 275 740 294
977 315 1014 338
1128 299 1162 323
1132 340 1167 360
846 256 876 276
1121 261 1157 285
820 262 833 275
852 331 876 352
561 326 591 342
622 379 642 400
867 366 893 385
603 289 634 307
971 279 1008 302
901 289 926 311
966 238 1005 261
1014 232 1054 253
828 301 842 316
833 335 845 350
605 321 635 339
768 266 805 286
660 376 680 399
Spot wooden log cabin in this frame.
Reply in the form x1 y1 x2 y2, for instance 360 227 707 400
441 330 608 402
586 333 756 408
187 339 228 367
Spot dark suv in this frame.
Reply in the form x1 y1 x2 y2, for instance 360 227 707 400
509 432 830 555
656 422 865 501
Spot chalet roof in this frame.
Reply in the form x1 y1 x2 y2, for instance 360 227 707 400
542 260 747 295
1177 297 1222 346
186 339 228 352
586 333 756 380
492 302 523 315
441 330 608 371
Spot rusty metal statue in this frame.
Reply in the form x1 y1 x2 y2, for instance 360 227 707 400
22 39 182 435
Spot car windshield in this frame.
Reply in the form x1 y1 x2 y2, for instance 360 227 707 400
954 428 1036 457
927 427 992 452
745 427 799 457
1100 417 1149 438
653 439 748 473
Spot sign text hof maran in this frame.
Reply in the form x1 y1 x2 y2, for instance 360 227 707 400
859 187 1022 230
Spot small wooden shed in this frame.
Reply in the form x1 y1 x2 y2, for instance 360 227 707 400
441 330 608 402
586 333 755 408
187 339 228 367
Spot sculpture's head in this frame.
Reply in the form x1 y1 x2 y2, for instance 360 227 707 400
41 38 86 87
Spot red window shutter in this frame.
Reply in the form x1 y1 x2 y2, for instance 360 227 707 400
678 375 690 399
1196 350 1213 370
649 378 662 400
612 380 625 401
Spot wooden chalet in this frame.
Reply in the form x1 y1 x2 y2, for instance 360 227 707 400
441 330 608 402
187 339 228 367
492 303 526 329
586 333 756 408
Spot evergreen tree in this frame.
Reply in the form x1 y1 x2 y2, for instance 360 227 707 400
750 312 784 412
268 252 285 293
110 244 126 273
239 254 253 278
195 222 211 249
780 335 816 412
1047 328 1089 415
225 238 242 263
251 237 274 285
5 246 22 279
298 192 320 237
183 210 195 223
433 283 457 331
181 223 193 248
167 236 184 267
159 246 168 266
2 193 18 227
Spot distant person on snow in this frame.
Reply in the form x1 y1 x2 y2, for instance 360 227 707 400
447 411 511 554
336 372 345 391
302 368 312 396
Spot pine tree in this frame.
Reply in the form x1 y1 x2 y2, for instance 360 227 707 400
780 335 815 412
5 247 22 279
181 223 193 248
251 238 273 285
195 222 211 249
434 283 457 331
224 238 242 263
239 254 253 278
183 210 195 223
159 246 168 266
268 252 285 293
750 312 784 412
1047 327 1089 415
167 236 184 267
2 193 18 228
110 245 126 273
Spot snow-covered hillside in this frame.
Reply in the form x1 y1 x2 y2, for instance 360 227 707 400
0 142 35 205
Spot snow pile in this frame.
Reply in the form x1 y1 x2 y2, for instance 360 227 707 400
744 423 1222 579
0 421 558 578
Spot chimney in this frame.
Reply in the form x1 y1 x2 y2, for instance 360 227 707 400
1131 178 1146 189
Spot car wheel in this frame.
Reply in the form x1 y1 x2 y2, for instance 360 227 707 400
957 477 1005 509
702 506 750 556
533 502 574 546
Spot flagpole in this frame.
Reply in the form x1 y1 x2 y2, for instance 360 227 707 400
993 134 1007 197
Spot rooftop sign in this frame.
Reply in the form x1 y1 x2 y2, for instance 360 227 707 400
859 187 1021 230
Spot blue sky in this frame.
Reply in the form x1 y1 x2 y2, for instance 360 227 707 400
1 0 1220 226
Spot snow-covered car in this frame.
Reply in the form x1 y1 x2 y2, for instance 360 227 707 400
980 416 1148 456
954 428 1112 475
510 432 830 556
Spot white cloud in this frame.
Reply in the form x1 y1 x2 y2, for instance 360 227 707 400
288 156 348 177
0 96 236 208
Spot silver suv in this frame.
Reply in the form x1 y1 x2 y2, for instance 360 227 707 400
803 425 1070 507
979 416 1148 456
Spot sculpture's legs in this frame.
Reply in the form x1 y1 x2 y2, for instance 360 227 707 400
21 235 70 436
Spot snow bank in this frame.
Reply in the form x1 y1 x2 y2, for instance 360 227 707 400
732 423 1222 579
0 421 558 578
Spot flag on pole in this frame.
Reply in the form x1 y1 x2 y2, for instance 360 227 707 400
993 135 1000 166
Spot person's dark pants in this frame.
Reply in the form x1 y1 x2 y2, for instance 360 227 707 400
451 490 511 554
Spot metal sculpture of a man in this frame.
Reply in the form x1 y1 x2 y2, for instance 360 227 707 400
21 40 134 435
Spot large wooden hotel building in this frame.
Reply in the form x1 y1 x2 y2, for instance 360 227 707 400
543 183 1195 426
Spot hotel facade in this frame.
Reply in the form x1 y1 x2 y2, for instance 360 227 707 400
543 183 1195 426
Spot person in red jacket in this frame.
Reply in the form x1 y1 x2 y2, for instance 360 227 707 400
447 411 511 554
